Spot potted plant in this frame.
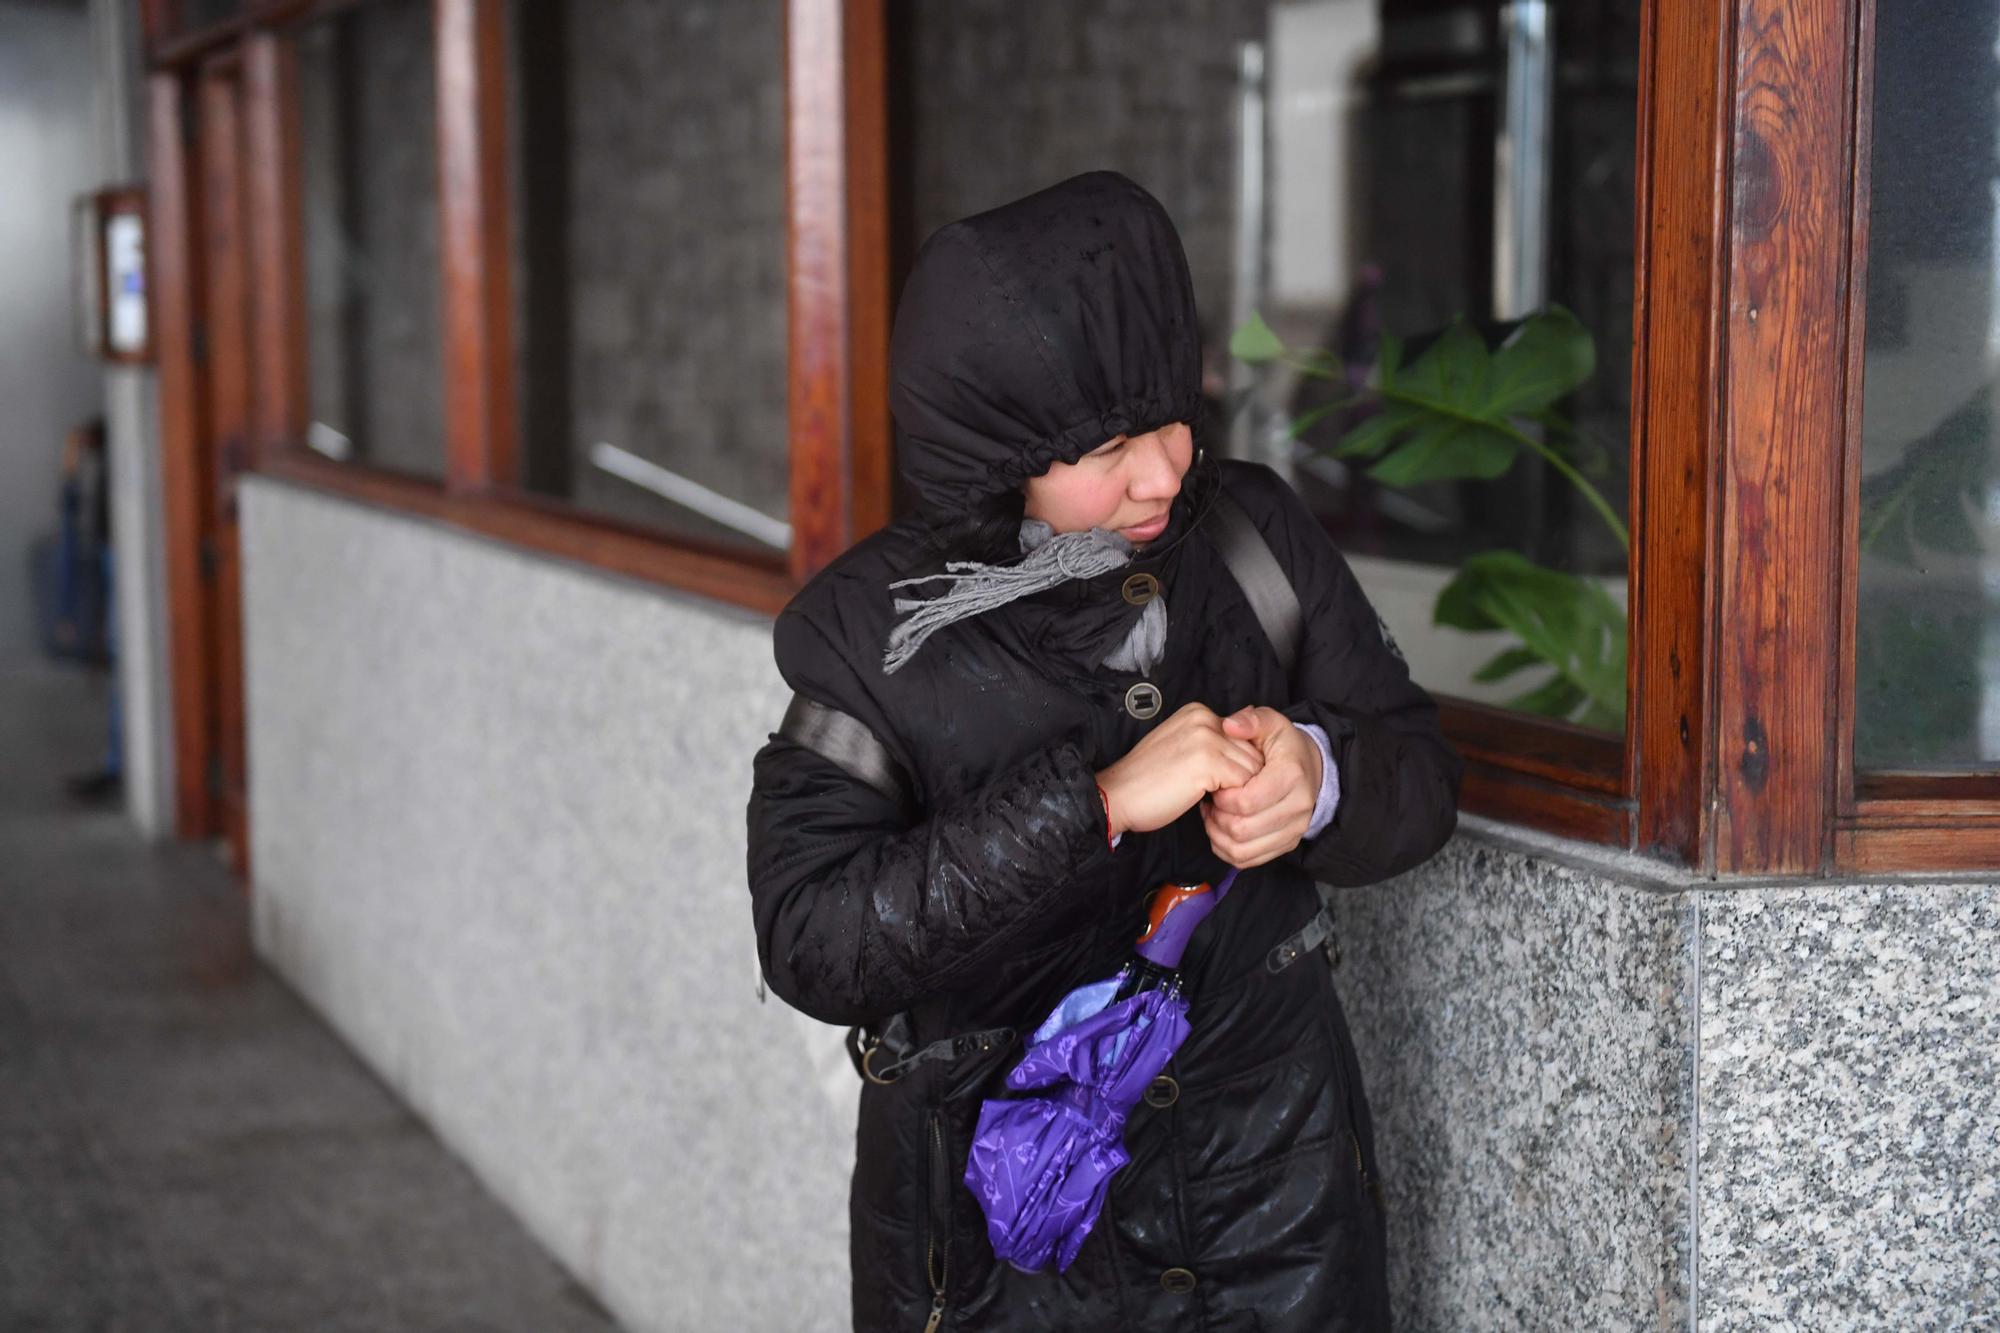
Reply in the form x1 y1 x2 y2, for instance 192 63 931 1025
1233 306 1627 729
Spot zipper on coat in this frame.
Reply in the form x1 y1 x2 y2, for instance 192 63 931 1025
1350 1128 1384 1215
923 1108 952 1333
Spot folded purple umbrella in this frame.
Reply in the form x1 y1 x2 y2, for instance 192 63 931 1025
965 868 1240 1273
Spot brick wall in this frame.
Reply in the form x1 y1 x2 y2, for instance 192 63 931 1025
299 0 446 479
898 0 1273 352
514 0 790 549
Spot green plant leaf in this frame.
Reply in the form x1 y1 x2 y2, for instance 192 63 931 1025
1433 551 1627 725
1306 308 1627 512
1487 305 1595 416
1577 697 1625 732
1433 563 1503 631
1473 646 1544 683
1859 385 1990 565
1376 333 1404 388
1507 675 1587 718
1530 409 1611 478
1394 318 1491 406
1333 403 1421 460
1291 348 1344 379
1365 417 1515 486
1284 400 1359 442
1227 304 1631 727
1322 318 1520 489
1230 310 1286 364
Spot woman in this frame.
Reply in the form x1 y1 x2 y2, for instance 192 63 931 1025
746 171 1460 1331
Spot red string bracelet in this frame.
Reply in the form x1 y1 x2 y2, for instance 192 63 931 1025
1097 783 1116 851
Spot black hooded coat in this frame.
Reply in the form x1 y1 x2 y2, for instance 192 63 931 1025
746 172 1461 1331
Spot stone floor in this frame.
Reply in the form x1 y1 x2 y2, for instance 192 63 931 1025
0 656 619 1332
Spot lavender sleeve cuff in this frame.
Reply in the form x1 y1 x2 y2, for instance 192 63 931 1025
1298 722 1341 839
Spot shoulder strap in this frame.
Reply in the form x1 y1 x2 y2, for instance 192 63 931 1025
778 488 1301 810
1208 487 1303 680
779 694 916 815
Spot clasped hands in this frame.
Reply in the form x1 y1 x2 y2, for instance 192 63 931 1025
1095 702 1323 869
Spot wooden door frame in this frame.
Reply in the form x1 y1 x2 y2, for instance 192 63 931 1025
195 57 254 877
152 58 257 875
150 71 221 847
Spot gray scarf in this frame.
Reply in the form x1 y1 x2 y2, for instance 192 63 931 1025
882 518 1168 675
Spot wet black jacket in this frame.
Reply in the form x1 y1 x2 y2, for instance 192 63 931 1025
746 173 1460 1331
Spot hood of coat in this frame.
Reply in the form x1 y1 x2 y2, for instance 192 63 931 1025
889 171 1205 522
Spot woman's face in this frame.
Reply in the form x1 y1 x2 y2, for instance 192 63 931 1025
1022 421 1193 545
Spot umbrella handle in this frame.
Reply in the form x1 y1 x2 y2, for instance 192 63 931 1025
1132 868 1240 970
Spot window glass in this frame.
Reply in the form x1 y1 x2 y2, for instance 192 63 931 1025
175 0 245 38
895 0 1638 731
296 0 447 479
505 1 790 554
1854 5 2000 771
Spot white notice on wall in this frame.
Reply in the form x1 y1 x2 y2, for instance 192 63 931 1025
106 213 147 355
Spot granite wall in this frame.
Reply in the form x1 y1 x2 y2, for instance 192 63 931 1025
1695 883 1999 1329
1334 827 2000 1331
239 477 2000 1331
1332 832 1695 1330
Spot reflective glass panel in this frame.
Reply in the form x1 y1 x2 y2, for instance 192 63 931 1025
1855 4 2000 770
896 0 1638 730
296 0 447 478
506 1 790 554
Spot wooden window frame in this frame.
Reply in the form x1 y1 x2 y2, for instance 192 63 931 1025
149 0 885 621
1404 0 1999 875
145 0 2000 875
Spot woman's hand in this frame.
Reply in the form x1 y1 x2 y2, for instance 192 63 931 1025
1201 707 1324 868
1096 703 1265 838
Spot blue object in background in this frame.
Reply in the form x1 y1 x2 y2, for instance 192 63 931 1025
100 543 122 778
31 476 111 666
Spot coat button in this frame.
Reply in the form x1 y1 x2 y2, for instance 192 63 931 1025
1121 572 1160 606
1124 681 1163 720
1161 1267 1197 1294
1143 1075 1178 1108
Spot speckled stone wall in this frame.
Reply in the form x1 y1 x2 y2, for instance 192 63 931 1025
239 479 1999 1331
238 476 856 1333
1697 884 2000 1330
1332 826 2000 1333
1329 829 1696 1331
